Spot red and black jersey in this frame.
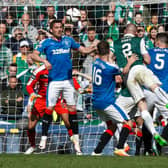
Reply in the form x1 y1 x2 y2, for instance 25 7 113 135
26 65 48 97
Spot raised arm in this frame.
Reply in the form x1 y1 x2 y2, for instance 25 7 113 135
30 50 52 70
78 45 96 55
73 70 92 82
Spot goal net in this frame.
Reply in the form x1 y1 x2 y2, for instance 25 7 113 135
0 0 167 155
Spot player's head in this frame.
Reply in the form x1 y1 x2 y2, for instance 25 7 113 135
50 20 63 39
125 24 137 35
21 13 30 26
134 12 143 25
9 63 17 76
9 75 18 89
137 26 145 38
155 32 168 48
19 39 30 54
47 6 55 19
87 27 96 42
97 41 110 57
151 13 158 25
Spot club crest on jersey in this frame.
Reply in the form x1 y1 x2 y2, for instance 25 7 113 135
62 39 71 47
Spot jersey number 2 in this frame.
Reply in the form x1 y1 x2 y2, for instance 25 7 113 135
122 43 132 57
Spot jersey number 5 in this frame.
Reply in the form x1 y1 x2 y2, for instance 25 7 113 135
154 53 165 70
93 67 102 85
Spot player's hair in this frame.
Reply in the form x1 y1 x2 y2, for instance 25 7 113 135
50 20 62 29
135 11 142 17
125 24 137 34
156 32 168 44
47 5 55 9
9 63 17 67
9 75 17 79
106 11 115 17
87 26 95 32
0 20 6 25
97 40 110 56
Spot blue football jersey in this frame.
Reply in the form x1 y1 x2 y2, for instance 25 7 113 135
37 36 80 82
92 58 121 109
148 48 168 92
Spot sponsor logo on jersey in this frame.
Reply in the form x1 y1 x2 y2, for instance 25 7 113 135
52 48 70 55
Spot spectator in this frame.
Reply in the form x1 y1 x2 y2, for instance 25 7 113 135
78 9 92 32
0 21 9 40
147 13 159 32
36 30 47 44
100 11 119 41
111 0 127 24
157 24 165 33
78 9 98 43
0 63 22 92
44 6 57 30
5 27 33 55
5 13 17 36
1 75 24 118
77 9 93 40
133 12 145 27
36 11 46 29
13 39 35 96
0 34 13 79
137 26 154 49
0 6 8 20
12 13 38 44
46 6 56 20
34 30 47 59
64 26 73 37
82 27 100 76
148 26 158 46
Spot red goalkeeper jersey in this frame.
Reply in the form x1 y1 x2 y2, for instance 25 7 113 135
26 65 48 97
26 65 81 98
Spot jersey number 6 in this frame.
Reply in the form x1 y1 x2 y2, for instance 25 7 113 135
93 67 102 85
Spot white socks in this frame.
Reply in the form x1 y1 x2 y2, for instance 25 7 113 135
141 110 157 135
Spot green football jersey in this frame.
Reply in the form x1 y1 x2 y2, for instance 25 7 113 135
114 36 144 69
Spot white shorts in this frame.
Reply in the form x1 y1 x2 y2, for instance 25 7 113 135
96 102 130 124
127 65 161 103
155 98 168 120
47 80 76 107
116 89 158 119
144 89 168 119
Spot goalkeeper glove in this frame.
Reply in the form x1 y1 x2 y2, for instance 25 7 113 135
29 93 42 102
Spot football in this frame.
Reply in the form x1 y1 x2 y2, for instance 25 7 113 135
66 8 81 22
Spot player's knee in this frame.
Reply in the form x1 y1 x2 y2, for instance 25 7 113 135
124 120 133 129
67 105 76 112
150 84 159 92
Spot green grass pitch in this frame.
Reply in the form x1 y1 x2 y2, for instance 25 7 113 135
0 154 168 168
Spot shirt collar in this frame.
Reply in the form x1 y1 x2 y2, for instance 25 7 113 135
124 33 135 37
